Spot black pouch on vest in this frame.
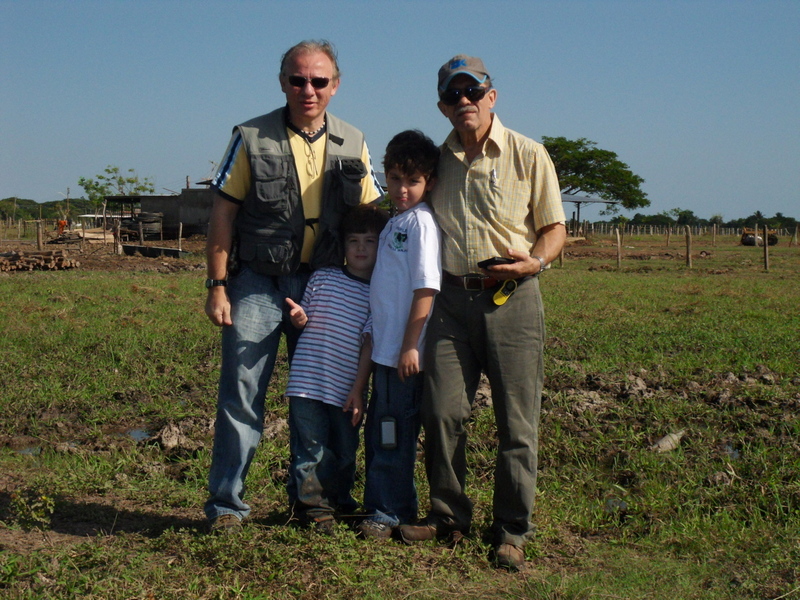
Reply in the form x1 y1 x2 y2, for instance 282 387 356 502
332 158 367 207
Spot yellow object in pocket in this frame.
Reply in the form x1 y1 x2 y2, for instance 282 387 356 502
492 279 517 306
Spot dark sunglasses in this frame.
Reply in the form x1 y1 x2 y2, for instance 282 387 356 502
439 86 489 106
286 75 331 89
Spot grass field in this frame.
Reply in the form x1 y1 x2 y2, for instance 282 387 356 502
0 234 798 599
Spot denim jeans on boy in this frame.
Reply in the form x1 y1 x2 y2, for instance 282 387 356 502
363 364 422 526
205 266 310 522
287 396 360 519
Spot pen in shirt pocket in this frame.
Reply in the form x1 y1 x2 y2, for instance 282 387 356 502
490 168 498 187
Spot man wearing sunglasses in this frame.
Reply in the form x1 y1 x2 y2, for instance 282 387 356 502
398 55 566 571
203 39 383 534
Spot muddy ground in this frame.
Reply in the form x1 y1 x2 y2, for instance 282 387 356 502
0 233 700 274
0 233 763 557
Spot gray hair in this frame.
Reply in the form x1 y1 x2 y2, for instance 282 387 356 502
280 39 340 80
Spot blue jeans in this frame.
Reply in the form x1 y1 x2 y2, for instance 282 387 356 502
363 365 422 526
204 266 310 521
287 396 360 519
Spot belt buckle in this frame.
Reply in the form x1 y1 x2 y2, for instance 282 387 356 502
463 274 487 290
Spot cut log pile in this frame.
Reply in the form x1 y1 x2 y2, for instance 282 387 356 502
0 250 81 272
47 232 83 244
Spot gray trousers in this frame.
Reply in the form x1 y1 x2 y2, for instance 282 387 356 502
422 276 544 548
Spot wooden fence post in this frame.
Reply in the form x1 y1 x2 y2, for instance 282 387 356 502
178 222 183 251
712 224 717 248
685 225 692 268
113 220 123 255
763 224 769 272
36 221 43 250
615 227 622 271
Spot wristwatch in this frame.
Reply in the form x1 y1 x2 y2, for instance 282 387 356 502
533 256 547 274
204 278 227 289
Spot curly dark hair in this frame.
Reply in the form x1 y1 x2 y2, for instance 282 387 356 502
383 130 440 179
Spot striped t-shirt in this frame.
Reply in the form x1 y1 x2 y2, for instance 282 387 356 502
285 267 371 407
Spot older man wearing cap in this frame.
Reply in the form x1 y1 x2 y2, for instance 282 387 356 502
398 55 566 571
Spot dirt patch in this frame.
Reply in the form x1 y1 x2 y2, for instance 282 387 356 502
0 234 207 273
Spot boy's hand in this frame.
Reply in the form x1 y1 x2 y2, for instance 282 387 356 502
343 392 364 427
285 298 308 329
398 348 420 382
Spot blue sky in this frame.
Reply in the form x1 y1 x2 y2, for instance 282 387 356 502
2 0 798 221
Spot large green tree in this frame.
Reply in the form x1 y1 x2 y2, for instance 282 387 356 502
542 136 649 212
78 165 155 210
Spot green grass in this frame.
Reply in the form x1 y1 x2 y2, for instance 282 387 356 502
0 237 798 599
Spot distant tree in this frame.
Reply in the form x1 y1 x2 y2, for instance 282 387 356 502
78 165 155 211
709 214 724 226
738 210 788 231
630 212 673 227
0 197 38 221
611 215 630 228
661 207 699 228
541 136 649 212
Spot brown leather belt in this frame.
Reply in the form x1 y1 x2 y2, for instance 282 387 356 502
443 271 499 291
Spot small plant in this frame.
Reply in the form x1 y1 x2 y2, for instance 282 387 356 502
0 553 33 588
9 486 55 530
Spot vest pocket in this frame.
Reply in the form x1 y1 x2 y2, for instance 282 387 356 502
253 181 289 213
252 155 291 213
239 240 294 275
332 158 367 206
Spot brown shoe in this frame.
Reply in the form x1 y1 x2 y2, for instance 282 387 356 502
493 543 525 572
397 521 438 543
209 514 243 535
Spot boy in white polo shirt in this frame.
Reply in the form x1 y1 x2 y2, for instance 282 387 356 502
357 130 442 538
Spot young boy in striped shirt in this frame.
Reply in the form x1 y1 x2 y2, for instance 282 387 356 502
284 204 389 532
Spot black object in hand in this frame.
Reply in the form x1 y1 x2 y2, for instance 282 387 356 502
477 257 515 269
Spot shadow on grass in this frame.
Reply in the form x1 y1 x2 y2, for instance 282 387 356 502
0 489 299 540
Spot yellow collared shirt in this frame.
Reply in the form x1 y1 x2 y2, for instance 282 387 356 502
429 115 566 276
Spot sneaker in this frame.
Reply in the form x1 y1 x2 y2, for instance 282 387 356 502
209 514 243 535
357 519 393 539
493 543 525 572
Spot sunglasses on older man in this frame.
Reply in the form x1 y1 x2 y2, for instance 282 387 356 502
439 85 489 106
286 75 331 89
